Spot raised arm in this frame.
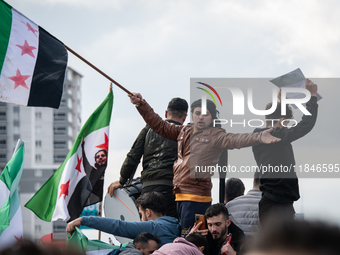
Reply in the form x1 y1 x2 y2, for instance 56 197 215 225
278 78 318 143
129 93 183 141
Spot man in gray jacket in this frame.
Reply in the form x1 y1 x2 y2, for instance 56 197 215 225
226 172 261 236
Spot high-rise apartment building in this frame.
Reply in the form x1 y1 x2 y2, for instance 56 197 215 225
0 67 82 243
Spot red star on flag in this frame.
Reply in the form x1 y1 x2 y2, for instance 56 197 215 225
75 154 83 176
21 21 38 36
16 40 36 58
14 235 23 244
96 133 109 152
59 180 70 199
8 69 30 89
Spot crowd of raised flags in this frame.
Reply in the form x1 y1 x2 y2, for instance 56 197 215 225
0 0 114 249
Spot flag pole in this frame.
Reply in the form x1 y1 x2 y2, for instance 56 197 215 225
64 45 132 95
97 82 112 242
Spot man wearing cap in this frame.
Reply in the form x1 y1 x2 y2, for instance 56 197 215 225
128 93 280 236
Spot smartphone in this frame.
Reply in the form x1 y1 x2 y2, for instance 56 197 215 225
195 214 206 230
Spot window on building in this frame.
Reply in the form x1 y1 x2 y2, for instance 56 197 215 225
54 141 66 148
54 155 66 162
54 127 66 134
0 112 6 120
0 126 6 134
0 140 6 148
35 154 41 162
54 113 66 120
35 225 41 233
0 154 6 162
36 140 42 148
60 99 67 107
35 112 42 120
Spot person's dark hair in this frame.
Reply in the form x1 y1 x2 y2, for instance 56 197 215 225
265 102 293 127
167 97 188 119
245 220 340 255
225 178 245 202
190 99 220 127
185 232 208 250
133 232 161 248
253 171 260 187
135 191 167 216
205 203 229 221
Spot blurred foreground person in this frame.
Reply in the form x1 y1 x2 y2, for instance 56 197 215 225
245 220 340 255
252 79 318 225
0 240 84 255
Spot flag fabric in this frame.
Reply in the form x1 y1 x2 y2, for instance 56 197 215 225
0 0 68 108
67 227 121 255
25 91 113 222
0 139 25 248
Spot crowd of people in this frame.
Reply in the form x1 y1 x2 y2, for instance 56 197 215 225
4 79 340 254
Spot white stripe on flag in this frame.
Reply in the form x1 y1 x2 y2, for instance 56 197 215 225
52 146 87 221
0 8 39 105
0 191 23 248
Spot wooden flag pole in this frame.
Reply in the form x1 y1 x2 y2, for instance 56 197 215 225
64 45 132 95
98 201 102 241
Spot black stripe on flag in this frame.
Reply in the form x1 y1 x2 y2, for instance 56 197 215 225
28 27 68 109
67 176 92 222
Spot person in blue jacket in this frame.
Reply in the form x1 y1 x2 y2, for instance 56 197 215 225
66 191 181 247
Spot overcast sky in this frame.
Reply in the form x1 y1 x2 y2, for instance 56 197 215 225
6 0 340 228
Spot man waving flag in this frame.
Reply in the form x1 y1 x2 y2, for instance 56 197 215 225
25 91 113 222
0 139 25 248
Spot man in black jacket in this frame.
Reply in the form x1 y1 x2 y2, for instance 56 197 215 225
108 98 188 218
252 79 318 225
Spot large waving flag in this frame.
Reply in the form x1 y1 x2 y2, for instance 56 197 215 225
0 140 25 248
0 0 68 108
25 91 113 222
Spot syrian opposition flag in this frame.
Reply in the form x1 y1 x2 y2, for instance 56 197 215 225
0 140 24 248
0 0 67 108
25 91 113 222
67 227 120 255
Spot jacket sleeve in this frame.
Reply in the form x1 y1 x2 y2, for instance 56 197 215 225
82 216 159 239
214 130 261 149
136 102 183 142
119 125 149 185
82 144 92 176
275 96 318 143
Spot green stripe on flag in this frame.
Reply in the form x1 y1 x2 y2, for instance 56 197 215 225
67 227 118 253
0 140 24 234
25 91 113 221
0 0 12 72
